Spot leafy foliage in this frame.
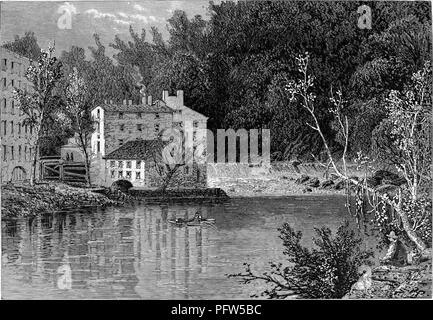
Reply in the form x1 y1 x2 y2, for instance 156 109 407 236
229 221 372 299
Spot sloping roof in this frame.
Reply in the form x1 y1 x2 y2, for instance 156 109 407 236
104 139 167 160
98 100 173 113
181 106 208 120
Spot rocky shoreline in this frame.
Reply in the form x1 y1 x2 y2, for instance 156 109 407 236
345 259 432 299
1 182 123 218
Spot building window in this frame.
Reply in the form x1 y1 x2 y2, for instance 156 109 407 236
11 146 14 160
2 121 6 136
11 61 15 72
119 112 124 119
18 145 22 161
126 161 131 169
29 125 33 135
136 171 141 180
24 146 27 161
137 124 142 132
119 139 124 146
11 79 15 88
137 112 142 119
193 121 199 128
10 121 14 135
111 170 115 178
120 124 125 131
1 59 6 71
136 161 141 169
118 160 123 168
155 113 160 120
11 100 15 114
2 98 6 112
1 78 6 90
126 171 132 179
2 145 6 161
97 141 100 152
118 171 123 178
154 123 160 135
29 147 32 159
97 109 100 118
110 160 115 168
18 122 21 135
184 166 189 175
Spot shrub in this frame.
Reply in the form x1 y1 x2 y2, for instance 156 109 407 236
228 221 373 299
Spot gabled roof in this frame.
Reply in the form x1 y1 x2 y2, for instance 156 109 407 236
96 100 173 113
104 139 167 161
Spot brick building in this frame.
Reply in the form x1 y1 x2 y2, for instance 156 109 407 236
89 90 208 188
0 47 36 183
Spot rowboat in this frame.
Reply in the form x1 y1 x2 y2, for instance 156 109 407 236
168 218 216 227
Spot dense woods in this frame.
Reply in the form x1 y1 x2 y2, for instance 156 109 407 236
4 1 430 161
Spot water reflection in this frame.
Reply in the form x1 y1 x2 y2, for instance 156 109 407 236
2 196 352 299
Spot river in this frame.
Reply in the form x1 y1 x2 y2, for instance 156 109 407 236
2 195 365 299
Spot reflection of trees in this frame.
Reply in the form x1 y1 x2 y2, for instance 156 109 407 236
2 203 212 299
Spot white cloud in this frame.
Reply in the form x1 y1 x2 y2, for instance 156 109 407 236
116 12 165 24
114 19 132 26
118 12 129 18
133 4 149 12
85 9 116 19
58 2 78 15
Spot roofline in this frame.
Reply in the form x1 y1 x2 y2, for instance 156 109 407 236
93 105 173 113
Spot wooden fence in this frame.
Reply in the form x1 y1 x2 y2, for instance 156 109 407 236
40 157 87 183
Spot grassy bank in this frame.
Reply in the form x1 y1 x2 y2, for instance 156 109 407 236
1 182 119 218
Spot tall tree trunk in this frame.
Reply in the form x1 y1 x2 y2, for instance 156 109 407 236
159 164 180 192
30 139 39 186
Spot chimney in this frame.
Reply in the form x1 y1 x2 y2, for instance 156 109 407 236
176 90 184 106
147 95 153 105
128 99 132 105
123 99 127 105
162 90 169 101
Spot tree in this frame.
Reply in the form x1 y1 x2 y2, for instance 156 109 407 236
229 221 372 299
149 127 206 192
63 68 95 186
287 53 431 257
13 45 63 185
3 31 41 60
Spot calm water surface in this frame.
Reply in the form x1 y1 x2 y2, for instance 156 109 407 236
2 196 358 299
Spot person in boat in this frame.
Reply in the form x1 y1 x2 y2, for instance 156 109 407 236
174 211 203 224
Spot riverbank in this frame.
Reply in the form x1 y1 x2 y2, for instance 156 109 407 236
1 182 120 218
345 258 432 299
208 166 350 197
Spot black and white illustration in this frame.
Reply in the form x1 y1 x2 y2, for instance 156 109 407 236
0 0 431 300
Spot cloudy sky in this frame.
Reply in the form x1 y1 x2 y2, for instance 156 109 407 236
0 1 221 59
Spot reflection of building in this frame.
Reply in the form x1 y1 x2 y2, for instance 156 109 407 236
89 90 208 188
1 203 211 299
0 47 36 183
